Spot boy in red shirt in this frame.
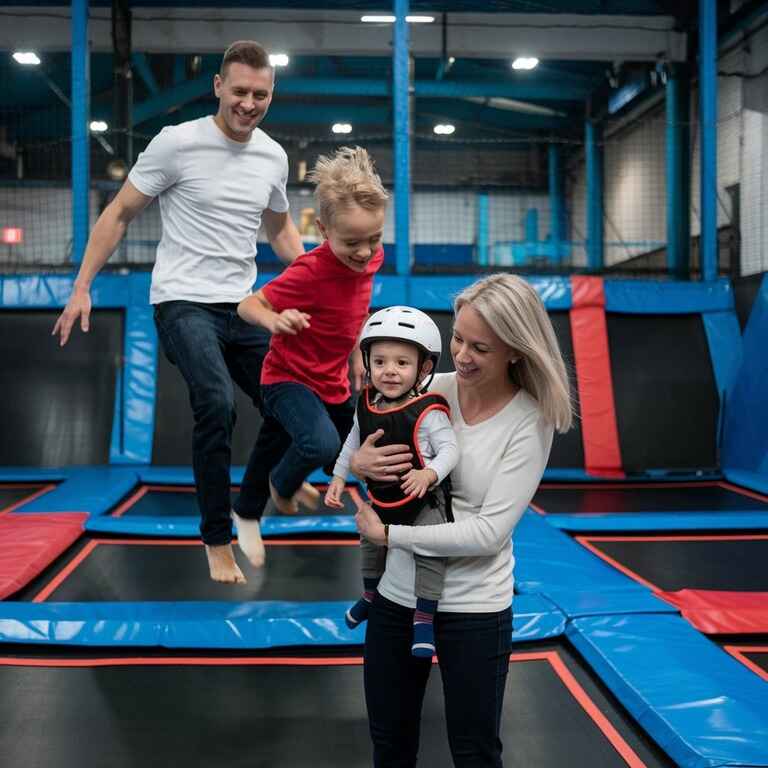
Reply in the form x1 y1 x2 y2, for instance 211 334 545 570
234 146 389 565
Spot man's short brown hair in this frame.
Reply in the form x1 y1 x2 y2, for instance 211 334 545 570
220 41 272 78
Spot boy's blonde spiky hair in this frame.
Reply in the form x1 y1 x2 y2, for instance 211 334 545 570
307 146 389 225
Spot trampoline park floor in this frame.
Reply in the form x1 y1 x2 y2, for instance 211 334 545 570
0 482 57 515
722 639 768 683
530 480 768 515
0 643 674 768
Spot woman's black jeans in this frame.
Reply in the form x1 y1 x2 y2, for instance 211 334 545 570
364 593 513 767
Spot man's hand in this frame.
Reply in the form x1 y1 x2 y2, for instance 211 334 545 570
52 287 92 346
270 309 311 335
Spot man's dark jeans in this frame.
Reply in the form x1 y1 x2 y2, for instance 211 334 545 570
153 300 272 546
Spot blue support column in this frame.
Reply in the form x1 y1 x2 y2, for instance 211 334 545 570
585 120 604 271
548 144 564 265
393 0 411 275
71 0 90 264
476 192 489 266
699 0 718 282
665 65 691 279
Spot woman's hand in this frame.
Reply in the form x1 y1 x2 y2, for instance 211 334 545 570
355 503 388 546
349 429 413 482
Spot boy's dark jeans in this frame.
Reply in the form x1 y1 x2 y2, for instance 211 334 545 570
234 381 354 516
153 300 273 546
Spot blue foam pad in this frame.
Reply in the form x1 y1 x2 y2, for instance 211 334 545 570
603 277 734 314
137 466 331 485
0 593 564 648
86 514 358 537
15 467 138 515
724 469 768 497
568 614 768 768
541 468 722 482
0 469 67 482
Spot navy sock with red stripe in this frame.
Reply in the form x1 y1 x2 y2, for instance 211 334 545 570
346 577 379 629
412 597 438 658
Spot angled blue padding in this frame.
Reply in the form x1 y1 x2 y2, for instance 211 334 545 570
0 594 563 648
0 272 147 308
702 311 742 408
16 467 139 515
568 614 768 768
110 304 157 464
544 510 768 532
137 466 332 485
408 275 571 311
723 273 768 479
0 468 67 482
515 511 644 593
86 514 358 537
723 469 768 497
603 277 734 314
541 468 722 482
370 275 409 308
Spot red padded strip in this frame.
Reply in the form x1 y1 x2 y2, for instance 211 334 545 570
657 589 768 634
569 276 623 477
0 513 87 599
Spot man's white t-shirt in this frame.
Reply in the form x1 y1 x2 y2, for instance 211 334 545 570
128 116 289 305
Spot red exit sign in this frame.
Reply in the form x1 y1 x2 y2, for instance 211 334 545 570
2 227 23 245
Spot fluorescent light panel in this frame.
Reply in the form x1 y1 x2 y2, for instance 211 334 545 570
12 51 41 66
361 15 434 23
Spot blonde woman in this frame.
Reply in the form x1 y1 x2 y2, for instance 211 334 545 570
354 273 572 767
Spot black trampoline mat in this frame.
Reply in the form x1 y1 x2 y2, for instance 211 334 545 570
532 482 768 515
722 641 768 682
23 537 361 603
0 310 122 466
0 646 673 768
577 534 768 592
0 483 55 513
113 483 363 518
428 311 584 469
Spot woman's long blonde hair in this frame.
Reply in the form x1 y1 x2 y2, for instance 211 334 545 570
455 274 573 433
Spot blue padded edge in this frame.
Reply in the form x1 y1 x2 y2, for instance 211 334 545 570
513 512 671 617
407 275 571 311
86 514 358 537
723 469 768 497
137 465 331 485
544 510 768 532
702 311 743 416
723 273 768 478
603 278 734 314
110 303 157 464
568 614 768 768
0 593 565 648
16 467 139 515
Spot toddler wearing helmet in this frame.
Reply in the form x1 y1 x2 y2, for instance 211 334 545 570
326 306 459 658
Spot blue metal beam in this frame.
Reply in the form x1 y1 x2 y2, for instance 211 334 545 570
548 144 564 265
393 0 411 276
132 74 586 126
476 193 489 266
585 120 604 271
665 66 691 278
71 0 89 265
699 0 718 282
131 53 159 96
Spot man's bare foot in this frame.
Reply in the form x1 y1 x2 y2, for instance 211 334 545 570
205 544 246 584
232 510 266 568
269 479 299 515
295 481 321 512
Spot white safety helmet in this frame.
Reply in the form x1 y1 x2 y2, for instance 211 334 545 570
360 306 442 393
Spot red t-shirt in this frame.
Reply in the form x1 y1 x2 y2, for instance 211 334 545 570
260 240 384 403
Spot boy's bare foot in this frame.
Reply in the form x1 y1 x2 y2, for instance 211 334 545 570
205 544 246 584
295 481 321 512
269 479 299 515
232 510 266 568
